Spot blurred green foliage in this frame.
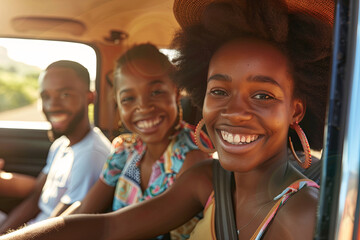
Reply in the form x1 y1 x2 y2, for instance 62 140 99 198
0 69 40 112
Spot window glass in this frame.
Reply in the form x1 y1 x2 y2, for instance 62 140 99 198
0 38 97 129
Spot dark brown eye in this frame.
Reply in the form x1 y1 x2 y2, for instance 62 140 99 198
210 89 228 96
151 90 164 96
120 96 135 104
253 93 275 100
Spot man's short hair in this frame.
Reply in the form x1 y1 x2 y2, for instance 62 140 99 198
46 60 90 90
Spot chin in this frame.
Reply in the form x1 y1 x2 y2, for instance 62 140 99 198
51 129 65 139
217 152 257 172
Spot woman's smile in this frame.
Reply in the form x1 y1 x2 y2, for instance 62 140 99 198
115 57 179 144
203 38 298 171
220 130 260 144
134 116 164 132
215 128 264 155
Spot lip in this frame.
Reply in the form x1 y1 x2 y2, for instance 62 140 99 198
134 115 164 134
47 113 69 129
215 128 263 154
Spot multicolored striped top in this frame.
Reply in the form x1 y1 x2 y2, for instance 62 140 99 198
189 179 319 240
251 179 319 240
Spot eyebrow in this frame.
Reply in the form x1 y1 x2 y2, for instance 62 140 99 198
148 79 164 85
207 74 281 88
248 75 281 87
119 88 131 95
207 74 231 82
119 79 164 95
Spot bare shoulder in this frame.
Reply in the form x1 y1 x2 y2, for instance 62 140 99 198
178 149 212 176
180 158 214 180
176 159 214 206
264 184 319 240
185 149 211 164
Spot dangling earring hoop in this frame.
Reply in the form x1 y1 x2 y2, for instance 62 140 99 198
122 133 137 145
288 122 312 169
195 119 216 154
118 120 125 132
174 98 183 131
118 120 137 144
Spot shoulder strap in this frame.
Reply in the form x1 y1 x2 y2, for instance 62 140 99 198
212 160 238 240
250 178 320 240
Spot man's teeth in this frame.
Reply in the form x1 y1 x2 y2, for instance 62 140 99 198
49 115 67 123
137 117 161 129
221 130 259 144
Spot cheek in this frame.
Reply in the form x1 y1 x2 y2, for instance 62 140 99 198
163 94 178 105
118 107 134 131
202 97 221 139
65 95 84 106
261 105 291 135
167 99 179 121
41 100 49 111
162 95 178 112
118 107 131 122
203 96 223 121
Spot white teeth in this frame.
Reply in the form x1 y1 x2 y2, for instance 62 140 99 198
234 134 240 144
220 130 259 145
228 134 233 142
221 131 226 139
136 117 161 129
49 115 67 123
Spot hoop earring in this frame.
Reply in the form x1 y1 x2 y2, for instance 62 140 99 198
118 120 125 132
122 133 137 145
118 121 137 144
288 122 312 169
174 98 183 131
195 119 216 154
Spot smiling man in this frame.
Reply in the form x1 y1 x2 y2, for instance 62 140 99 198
0 60 111 234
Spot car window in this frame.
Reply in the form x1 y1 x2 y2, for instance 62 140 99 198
0 38 97 129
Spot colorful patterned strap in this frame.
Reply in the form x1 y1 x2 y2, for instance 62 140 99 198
250 179 320 240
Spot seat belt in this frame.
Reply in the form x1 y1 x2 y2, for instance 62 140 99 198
213 160 238 240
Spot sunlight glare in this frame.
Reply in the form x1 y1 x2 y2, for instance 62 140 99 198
0 171 13 180
0 38 97 80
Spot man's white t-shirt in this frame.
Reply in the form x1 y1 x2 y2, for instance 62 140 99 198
30 127 111 223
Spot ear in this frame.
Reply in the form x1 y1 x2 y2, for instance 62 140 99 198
291 98 306 124
87 91 96 105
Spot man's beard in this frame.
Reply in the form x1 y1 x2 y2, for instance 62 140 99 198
51 107 86 139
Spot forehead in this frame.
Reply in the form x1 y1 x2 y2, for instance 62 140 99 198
210 38 290 77
40 67 86 91
116 58 173 87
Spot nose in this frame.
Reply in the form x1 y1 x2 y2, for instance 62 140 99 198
43 96 62 111
135 96 155 113
221 94 253 122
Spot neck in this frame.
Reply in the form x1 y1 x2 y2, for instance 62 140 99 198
66 120 91 146
144 139 171 163
231 149 304 239
233 152 292 204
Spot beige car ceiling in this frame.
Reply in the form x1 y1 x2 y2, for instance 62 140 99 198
0 0 179 48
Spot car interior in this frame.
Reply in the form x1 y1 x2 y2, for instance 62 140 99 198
0 0 359 239
0 0 203 215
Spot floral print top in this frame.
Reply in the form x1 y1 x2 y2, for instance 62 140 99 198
100 121 212 211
